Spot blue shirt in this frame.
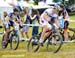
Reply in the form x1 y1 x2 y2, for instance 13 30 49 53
8 13 20 21
59 16 64 28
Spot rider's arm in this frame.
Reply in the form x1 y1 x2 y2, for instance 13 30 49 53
17 14 21 23
43 13 51 22
55 17 59 28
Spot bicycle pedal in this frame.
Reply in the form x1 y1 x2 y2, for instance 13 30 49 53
2 46 6 49
2 42 8 49
38 43 44 47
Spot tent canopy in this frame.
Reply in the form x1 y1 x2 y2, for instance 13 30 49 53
0 1 12 7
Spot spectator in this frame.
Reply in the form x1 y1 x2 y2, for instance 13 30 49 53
31 9 39 36
60 4 69 41
21 8 31 41
1 11 8 28
3 11 8 22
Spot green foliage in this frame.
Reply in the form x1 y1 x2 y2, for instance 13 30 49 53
53 0 59 2
33 0 41 5
68 0 75 5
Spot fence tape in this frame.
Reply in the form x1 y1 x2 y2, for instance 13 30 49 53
68 20 75 22
22 24 42 27
22 20 75 27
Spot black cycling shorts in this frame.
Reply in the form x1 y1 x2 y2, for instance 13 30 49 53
64 21 69 29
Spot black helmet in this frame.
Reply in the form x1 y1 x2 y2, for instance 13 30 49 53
60 4 64 8
13 8 19 12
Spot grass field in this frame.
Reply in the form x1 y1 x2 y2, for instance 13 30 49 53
0 14 75 58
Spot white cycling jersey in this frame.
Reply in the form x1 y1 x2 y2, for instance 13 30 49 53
40 8 58 29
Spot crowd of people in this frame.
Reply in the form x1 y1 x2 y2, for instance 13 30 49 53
1 7 40 46
0 4 70 47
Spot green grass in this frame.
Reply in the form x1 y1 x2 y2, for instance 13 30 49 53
0 15 75 58
69 14 75 27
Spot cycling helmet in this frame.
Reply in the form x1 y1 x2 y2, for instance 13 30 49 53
13 8 19 12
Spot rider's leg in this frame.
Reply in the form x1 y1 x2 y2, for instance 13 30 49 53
39 25 52 43
4 28 10 42
4 22 10 43
44 31 51 39
39 25 47 43
64 28 68 41
64 21 69 41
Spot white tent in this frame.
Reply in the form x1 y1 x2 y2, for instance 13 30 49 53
0 1 13 20
0 1 13 7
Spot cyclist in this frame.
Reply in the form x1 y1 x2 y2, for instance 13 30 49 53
39 7 59 45
59 4 69 41
3 8 21 47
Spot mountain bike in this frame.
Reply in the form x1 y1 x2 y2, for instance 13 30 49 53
68 27 75 40
27 28 63 53
2 29 19 50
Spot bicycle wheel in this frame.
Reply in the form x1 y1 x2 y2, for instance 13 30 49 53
27 35 40 52
71 33 75 40
2 34 8 49
10 34 19 50
47 33 63 53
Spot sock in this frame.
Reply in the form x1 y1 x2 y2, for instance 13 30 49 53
39 38 44 43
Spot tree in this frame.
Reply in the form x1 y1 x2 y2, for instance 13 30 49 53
53 0 59 2
33 0 41 5
68 0 75 5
